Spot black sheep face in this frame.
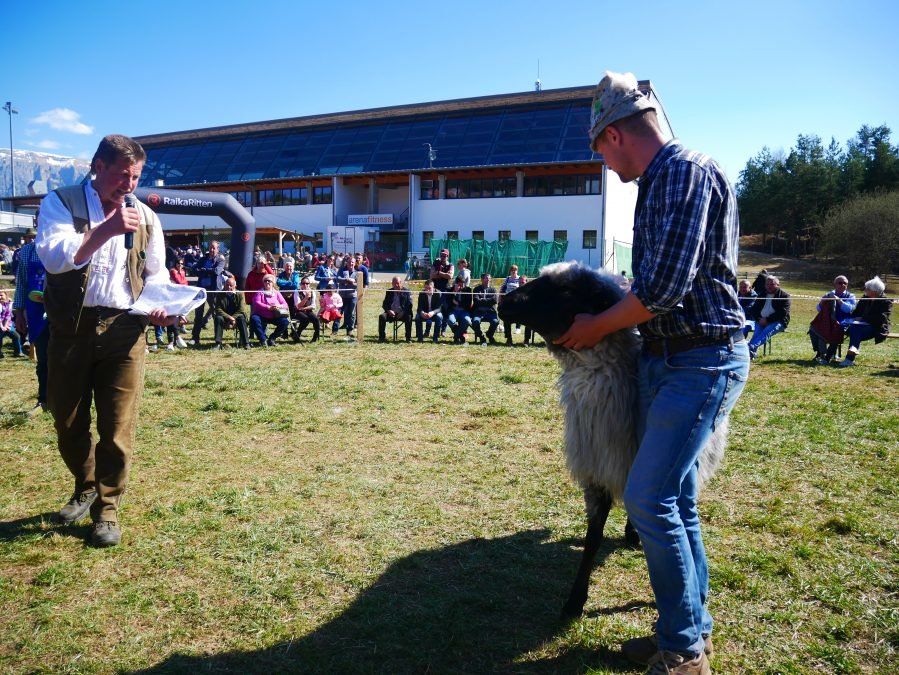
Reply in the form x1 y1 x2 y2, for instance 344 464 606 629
499 264 625 344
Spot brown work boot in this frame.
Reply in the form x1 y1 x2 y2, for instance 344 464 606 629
623 634 714 666
57 489 98 524
90 521 121 548
645 650 710 674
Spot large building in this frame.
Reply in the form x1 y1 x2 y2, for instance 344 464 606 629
5 82 672 272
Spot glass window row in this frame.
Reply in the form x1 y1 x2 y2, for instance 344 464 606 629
420 173 600 200
140 102 595 187
225 186 332 207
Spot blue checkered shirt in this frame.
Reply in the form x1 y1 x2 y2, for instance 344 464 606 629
12 242 41 310
630 141 744 340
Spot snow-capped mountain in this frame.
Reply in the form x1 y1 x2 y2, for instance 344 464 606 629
0 149 90 198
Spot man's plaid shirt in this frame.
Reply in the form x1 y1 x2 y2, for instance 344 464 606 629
630 141 744 340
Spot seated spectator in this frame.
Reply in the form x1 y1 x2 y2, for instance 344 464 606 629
471 273 499 345
0 291 24 357
751 268 769 296
836 276 893 368
379 276 413 343
415 280 443 343
809 275 857 364
213 275 250 349
292 277 320 343
245 256 274 292
500 265 524 345
737 279 757 340
746 275 790 359
249 274 291 347
276 260 302 316
738 279 757 315
445 275 473 344
318 282 344 335
152 258 190 351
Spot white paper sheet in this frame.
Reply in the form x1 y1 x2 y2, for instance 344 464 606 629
128 282 207 317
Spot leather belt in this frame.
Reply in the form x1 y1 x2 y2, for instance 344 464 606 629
84 306 129 320
642 329 744 357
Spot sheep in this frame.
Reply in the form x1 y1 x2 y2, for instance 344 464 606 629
498 261 726 619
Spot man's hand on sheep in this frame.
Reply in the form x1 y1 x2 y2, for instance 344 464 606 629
554 293 655 350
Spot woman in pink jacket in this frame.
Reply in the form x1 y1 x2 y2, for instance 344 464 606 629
250 274 290 347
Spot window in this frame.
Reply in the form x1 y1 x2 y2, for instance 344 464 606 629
314 232 324 249
227 190 252 207
524 173 602 197
472 230 484 241
422 231 433 248
420 179 438 200
445 177 516 199
313 186 333 204
446 231 459 240
583 230 597 249
256 187 308 206
498 230 511 242
525 230 539 242
553 230 567 242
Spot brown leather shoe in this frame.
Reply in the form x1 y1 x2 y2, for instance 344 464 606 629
623 633 714 666
57 490 98 524
645 650 710 674
90 521 121 548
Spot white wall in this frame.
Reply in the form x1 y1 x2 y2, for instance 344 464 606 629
336 184 368 220
414 194 604 263
157 204 332 236
378 186 409 216
601 167 638 269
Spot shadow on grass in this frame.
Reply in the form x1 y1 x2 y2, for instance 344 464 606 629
136 528 643 674
0 513 88 543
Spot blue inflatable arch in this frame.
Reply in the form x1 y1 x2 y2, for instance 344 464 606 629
134 187 256 289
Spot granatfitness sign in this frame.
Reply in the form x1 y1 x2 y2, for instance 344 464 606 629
348 214 393 225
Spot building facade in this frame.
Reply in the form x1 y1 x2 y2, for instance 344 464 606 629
6 82 672 272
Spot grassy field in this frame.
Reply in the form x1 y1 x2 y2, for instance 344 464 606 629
0 278 897 674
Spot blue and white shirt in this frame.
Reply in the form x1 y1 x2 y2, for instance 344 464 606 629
630 141 744 340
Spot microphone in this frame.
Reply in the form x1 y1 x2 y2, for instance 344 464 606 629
123 194 136 249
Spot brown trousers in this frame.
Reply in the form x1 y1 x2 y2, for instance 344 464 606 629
47 308 148 522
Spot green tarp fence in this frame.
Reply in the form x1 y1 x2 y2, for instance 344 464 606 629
613 240 633 278
428 238 569 279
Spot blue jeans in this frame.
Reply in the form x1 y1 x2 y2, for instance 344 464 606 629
623 341 749 656
471 309 498 339
846 322 876 351
249 315 289 343
747 321 785 354
447 309 471 337
416 312 443 341
341 295 357 332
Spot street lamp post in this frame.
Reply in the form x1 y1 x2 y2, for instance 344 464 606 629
3 102 19 198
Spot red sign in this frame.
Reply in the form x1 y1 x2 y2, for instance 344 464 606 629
147 193 161 206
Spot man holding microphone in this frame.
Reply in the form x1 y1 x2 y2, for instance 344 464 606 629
36 134 172 548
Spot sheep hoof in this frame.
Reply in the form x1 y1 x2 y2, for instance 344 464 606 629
624 520 641 548
560 600 585 621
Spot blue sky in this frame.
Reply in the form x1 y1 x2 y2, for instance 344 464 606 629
4 0 898 180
